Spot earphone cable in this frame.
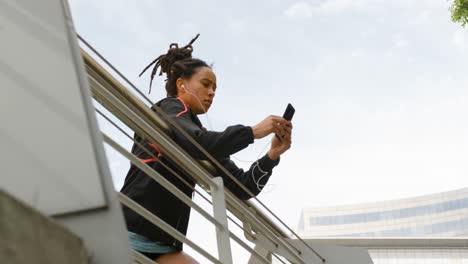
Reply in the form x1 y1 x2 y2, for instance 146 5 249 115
80 36 325 261
95 106 288 264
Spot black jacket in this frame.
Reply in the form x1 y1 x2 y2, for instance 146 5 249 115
120 97 279 250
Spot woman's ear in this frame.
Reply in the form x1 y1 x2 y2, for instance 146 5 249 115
176 78 186 94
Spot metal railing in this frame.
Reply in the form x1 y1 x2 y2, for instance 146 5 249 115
79 37 325 264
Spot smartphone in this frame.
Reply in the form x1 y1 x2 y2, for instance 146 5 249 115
282 103 295 121
275 103 295 141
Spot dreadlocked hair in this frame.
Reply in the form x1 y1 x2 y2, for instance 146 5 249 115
139 33 210 95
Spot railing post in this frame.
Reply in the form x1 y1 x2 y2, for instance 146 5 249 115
211 177 233 264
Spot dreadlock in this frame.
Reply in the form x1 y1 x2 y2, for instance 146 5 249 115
139 34 209 95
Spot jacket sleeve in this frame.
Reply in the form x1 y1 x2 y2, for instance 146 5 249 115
158 98 254 159
219 154 280 200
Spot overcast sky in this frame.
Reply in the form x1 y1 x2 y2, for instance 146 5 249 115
70 0 468 262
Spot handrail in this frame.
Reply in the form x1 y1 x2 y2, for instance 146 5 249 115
118 193 221 264
84 51 216 189
88 69 306 263
89 68 276 263
79 35 325 263
81 47 323 263
95 108 273 264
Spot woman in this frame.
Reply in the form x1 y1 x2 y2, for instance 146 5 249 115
120 34 292 264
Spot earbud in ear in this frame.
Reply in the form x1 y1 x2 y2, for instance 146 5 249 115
181 84 186 90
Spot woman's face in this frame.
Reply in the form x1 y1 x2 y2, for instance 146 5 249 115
178 66 217 114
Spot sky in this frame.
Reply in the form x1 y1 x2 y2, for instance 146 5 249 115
69 0 468 262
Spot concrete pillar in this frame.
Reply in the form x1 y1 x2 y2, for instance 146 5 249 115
0 190 88 264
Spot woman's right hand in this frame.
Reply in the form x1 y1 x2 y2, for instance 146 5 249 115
251 115 291 139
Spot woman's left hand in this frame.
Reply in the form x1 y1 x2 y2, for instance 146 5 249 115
267 122 293 160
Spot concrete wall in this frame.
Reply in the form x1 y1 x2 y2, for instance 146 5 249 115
0 0 132 262
0 190 87 264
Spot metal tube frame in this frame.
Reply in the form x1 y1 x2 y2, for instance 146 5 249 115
118 192 221 264
85 52 319 263
81 45 325 262
211 177 233 264
104 133 271 264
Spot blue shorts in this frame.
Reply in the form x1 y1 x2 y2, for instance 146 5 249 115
128 231 177 260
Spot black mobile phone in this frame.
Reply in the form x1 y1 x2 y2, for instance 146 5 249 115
283 103 295 121
275 103 295 141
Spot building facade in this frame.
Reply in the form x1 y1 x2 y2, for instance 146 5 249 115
297 188 468 263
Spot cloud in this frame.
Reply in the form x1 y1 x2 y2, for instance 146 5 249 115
227 18 246 33
350 50 363 57
410 9 432 25
284 0 385 18
284 1 315 19
392 33 409 49
453 30 467 51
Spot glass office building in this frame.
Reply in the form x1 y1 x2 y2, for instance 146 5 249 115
297 188 468 263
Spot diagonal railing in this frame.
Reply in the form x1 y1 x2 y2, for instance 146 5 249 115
79 36 326 264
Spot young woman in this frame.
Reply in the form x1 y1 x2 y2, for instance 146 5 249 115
120 34 292 264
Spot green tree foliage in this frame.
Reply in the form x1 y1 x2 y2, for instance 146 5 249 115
450 0 468 27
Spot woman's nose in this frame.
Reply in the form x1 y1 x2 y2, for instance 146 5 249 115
208 88 215 96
